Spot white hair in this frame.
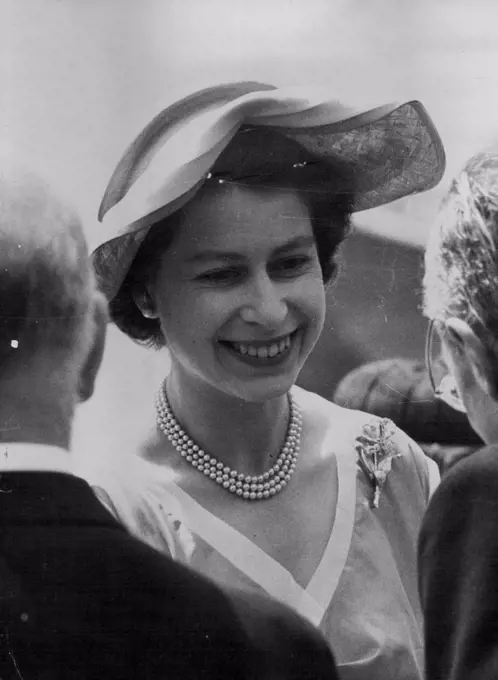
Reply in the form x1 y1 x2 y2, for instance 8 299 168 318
423 151 498 360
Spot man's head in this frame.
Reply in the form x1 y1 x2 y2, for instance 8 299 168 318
0 161 108 445
423 151 498 444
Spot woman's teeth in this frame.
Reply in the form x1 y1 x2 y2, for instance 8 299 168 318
232 335 292 358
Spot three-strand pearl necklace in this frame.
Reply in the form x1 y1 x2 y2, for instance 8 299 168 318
155 383 302 501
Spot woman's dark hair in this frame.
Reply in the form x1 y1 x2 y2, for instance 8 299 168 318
110 127 355 348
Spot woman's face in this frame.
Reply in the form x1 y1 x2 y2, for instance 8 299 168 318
150 182 326 403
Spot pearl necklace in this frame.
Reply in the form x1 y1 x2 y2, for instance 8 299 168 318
155 383 302 501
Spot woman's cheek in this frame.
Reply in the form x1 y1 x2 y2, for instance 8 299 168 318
300 276 326 314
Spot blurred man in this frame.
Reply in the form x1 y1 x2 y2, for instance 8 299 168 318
0 162 338 679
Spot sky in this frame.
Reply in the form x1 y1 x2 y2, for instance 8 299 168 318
2 0 498 459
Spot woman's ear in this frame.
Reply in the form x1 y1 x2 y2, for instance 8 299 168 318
445 317 498 399
132 285 159 319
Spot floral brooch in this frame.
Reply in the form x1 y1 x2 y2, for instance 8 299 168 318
355 418 401 508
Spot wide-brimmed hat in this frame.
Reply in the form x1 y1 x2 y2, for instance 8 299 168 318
92 81 446 301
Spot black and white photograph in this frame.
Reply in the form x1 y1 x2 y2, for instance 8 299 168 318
1 2 498 678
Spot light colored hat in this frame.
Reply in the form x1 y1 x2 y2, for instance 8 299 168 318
93 81 446 300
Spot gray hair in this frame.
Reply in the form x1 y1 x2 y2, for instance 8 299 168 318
0 163 95 367
423 151 498 357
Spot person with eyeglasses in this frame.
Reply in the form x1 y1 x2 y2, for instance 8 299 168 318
419 150 498 680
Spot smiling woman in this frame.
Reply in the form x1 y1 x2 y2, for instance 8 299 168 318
88 82 445 680
108 124 351 349
148 184 325 407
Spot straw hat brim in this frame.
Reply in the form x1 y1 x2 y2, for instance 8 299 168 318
92 82 446 301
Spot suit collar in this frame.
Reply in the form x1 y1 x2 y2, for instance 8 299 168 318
0 471 125 530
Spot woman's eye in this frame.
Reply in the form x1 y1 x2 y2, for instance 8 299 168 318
198 269 243 284
272 255 312 276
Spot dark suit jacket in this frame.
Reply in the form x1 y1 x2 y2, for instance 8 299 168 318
419 445 498 680
0 472 337 680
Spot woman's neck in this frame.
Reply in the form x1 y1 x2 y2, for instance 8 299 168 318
164 370 291 476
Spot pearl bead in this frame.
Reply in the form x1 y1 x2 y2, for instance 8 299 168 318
155 386 301 502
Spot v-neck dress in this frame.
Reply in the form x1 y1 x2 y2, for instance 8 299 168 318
84 386 436 680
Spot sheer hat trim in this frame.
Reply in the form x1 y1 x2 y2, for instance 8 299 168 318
92 81 446 301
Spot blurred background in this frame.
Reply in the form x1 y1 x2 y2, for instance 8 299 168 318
1 0 498 460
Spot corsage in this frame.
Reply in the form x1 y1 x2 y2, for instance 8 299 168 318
355 418 401 508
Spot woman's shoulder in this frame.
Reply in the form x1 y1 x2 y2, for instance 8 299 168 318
293 384 438 499
293 383 425 446
293 384 385 430
78 450 193 558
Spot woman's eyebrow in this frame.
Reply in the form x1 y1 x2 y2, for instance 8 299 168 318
186 236 315 264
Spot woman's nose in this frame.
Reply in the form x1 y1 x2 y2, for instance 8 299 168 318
239 276 288 327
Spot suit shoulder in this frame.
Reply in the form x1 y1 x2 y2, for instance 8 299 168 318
432 444 498 501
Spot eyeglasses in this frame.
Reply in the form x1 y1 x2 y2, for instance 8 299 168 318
425 319 467 413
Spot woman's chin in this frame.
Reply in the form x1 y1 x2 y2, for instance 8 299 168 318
223 375 297 404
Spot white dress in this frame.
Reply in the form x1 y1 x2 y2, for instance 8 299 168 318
82 386 438 680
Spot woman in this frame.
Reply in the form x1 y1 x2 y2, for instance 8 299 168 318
89 82 444 679
419 151 498 680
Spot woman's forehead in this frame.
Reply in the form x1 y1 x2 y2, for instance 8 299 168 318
172 183 313 253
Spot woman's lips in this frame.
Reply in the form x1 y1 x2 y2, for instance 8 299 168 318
230 334 291 358
219 331 298 365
